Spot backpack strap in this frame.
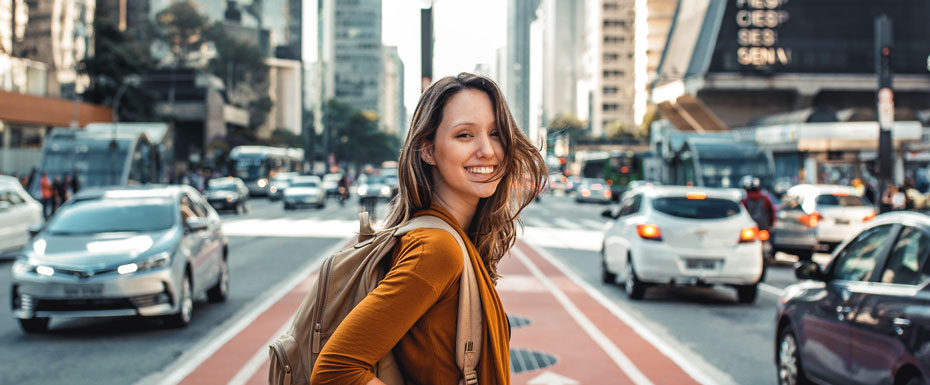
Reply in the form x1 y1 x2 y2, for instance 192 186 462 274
396 216 482 385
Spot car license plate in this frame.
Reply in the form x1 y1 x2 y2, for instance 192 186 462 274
64 284 103 298
835 219 850 225
686 259 719 270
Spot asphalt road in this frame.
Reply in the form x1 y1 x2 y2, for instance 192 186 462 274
0 192 813 385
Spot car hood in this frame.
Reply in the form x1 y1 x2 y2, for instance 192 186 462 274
285 187 321 196
23 229 176 268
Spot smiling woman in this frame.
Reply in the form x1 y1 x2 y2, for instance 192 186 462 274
311 73 546 385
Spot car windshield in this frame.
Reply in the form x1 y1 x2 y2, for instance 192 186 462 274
815 194 868 207
363 175 385 185
652 197 742 219
291 180 319 188
46 198 175 234
208 182 238 192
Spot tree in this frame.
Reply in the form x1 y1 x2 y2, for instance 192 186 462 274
548 113 587 141
270 128 303 148
205 23 271 130
325 100 400 170
154 1 209 68
605 120 637 138
80 20 157 121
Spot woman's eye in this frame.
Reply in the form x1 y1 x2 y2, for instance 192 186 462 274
456 133 472 138
490 131 501 137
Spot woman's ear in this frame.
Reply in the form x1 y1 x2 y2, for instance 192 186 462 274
419 142 435 165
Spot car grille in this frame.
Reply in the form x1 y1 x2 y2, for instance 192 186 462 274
55 267 117 279
35 298 135 311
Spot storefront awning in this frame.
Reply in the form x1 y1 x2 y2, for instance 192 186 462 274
655 94 728 132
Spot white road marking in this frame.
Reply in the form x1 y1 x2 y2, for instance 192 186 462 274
222 218 359 238
581 219 607 230
519 227 603 251
524 244 724 385
523 216 549 228
759 283 785 297
554 218 583 230
512 247 654 385
133 237 353 385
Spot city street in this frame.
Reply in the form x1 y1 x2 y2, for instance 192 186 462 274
1 194 811 385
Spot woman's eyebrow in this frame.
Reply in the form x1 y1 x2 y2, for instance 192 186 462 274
450 120 496 129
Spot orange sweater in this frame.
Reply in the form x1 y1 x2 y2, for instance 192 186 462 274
311 206 511 384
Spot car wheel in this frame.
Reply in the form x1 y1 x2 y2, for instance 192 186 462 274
19 317 50 333
736 284 758 304
165 274 193 328
777 328 811 385
207 258 229 303
624 257 647 300
283 204 292 210
601 249 617 284
903 376 927 385
796 251 813 262
243 201 250 213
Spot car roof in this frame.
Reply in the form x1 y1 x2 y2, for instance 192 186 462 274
863 211 930 229
632 185 743 201
787 184 861 196
71 185 189 201
0 175 21 188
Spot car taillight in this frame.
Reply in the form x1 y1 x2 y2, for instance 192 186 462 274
739 227 758 243
637 224 662 241
799 212 820 228
603 190 611 197
863 213 876 222
758 229 770 241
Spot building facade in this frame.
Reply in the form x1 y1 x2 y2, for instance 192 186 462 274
381 45 404 136
584 0 636 138
507 0 540 134
319 0 382 114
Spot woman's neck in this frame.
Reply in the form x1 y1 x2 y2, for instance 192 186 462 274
431 194 476 230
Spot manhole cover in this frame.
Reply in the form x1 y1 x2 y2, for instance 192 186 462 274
510 348 558 374
507 315 531 328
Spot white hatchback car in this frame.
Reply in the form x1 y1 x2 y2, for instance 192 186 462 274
0 176 43 257
771 184 876 259
600 186 764 303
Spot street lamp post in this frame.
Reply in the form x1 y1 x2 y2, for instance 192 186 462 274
109 75 142 185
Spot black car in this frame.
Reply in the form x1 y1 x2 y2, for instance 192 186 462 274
205 177 250 214
775 212 930 385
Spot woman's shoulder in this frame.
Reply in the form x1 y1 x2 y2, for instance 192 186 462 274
397 228 466 274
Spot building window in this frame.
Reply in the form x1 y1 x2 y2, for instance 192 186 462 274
604 36 625 44
603 70 624 78
604 53 620 62
603 20 626 28
603 86 619 94
603 104 619 112
604 2 619 11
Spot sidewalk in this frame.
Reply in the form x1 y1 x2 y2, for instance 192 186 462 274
166 240 712 385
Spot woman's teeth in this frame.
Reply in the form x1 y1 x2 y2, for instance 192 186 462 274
466 167 494 174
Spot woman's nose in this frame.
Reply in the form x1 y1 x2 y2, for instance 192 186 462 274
476 134 494 158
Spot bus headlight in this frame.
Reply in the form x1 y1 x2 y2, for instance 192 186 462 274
257 179 268 188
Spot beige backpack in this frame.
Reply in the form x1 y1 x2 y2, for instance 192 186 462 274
268 213 482 385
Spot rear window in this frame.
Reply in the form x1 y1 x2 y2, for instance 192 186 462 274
815 194 867 207
652 197 742 219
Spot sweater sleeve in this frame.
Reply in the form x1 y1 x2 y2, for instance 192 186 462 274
310 229 464 384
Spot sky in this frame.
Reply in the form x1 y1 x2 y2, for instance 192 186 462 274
382 0 507 115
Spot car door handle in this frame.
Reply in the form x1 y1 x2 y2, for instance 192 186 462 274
893 318 911 336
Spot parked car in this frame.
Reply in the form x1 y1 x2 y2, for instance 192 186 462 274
576 178 613 204
381 168 399 198
564 176 582 194
600 186 764 303
771 184 876 261
775 211 930 385
283 175 325 210
205 177 250 214
0 176 43 257
10 185 229 333
268 172 298 201
356 174 394 201
322 173 343 198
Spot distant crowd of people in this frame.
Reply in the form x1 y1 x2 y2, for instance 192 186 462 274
849 177 928 213
5 168 81 219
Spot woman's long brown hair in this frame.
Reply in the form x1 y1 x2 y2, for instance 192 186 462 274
381 72 547 282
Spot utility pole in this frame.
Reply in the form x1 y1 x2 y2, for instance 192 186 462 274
875 14 894 212
421 7 433 92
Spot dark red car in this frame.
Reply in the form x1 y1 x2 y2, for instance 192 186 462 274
775 212 930 385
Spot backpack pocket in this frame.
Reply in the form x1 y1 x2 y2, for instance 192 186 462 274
269 334 303 385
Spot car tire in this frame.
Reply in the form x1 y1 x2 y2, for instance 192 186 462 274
625 257 647 300
903 376 926 385
796 251 813 262
601 250 616 284
777 328 811 385
165 274 193 328
207 258 229 303
19 317 50 333
243 201 249 213
283 204 292 211
736 284 758 303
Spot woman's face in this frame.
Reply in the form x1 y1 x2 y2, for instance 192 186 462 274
422 89 504 207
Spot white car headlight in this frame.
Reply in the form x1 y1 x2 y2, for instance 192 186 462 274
381 186 391 196
12 260 33 274
357 186 368 196
119 251 172 274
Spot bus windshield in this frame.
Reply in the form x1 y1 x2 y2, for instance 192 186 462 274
235 157 268 181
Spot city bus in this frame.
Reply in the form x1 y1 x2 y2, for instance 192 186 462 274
229 145 303 196
580 150 659 201
28 123 169 198
668 137 775 190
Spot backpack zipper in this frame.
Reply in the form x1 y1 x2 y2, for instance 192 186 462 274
311 257 334 354
271 340 292 384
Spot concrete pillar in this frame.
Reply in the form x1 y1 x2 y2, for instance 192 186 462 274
804 156 818 184
894 153 904 185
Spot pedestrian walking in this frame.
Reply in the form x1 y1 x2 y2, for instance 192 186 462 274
71 169 80 194
311 73 547 384
39 172 53 218
52 175 65 213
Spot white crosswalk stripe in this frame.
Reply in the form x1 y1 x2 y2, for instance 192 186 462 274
554 218 583 230
580 219 606 230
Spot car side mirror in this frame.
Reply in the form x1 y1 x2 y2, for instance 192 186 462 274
794 261 826 281
601 209 616 219
28 223 43 238
185 217 209 232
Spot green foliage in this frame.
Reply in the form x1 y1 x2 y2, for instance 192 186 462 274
205 24 268 88
270 129 304 148
80 20 157 121
548 113 587 141
154 1 209 67
325 100 400 168
605 120 638 138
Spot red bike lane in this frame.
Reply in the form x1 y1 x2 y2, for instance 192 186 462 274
170 240 710 385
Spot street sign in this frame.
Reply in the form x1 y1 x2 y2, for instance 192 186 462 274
878 87 894 131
